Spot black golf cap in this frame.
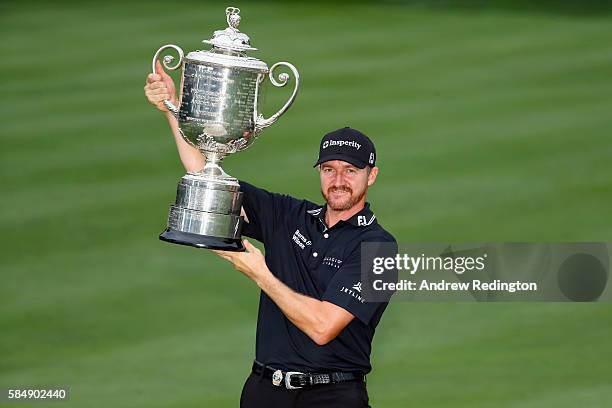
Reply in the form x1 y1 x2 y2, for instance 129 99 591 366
313 127 376 169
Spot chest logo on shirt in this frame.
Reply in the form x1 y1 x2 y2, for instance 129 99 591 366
357 215 376 226
322 256 343 269
292 229 312 249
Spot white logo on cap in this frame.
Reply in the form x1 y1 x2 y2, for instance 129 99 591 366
369 152 375 164
322 140 361 150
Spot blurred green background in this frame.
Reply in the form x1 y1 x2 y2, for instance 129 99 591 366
1 1 612 407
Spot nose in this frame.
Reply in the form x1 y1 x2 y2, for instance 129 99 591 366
332 171 345 187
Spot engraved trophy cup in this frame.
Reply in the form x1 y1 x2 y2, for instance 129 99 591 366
152 6 299 251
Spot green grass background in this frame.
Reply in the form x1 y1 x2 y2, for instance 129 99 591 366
1 1 612 407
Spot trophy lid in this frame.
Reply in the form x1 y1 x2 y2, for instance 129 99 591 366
203 7 257 53
185 6 268 72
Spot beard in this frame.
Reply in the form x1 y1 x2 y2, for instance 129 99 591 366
321 185 366 211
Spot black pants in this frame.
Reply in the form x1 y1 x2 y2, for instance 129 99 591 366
240 372 371 408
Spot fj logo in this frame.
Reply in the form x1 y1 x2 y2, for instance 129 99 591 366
357 215 376 227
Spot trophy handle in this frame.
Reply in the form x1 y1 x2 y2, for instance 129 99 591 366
151 44 184 118
255 62 300 132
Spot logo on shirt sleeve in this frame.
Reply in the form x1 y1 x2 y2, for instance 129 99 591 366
340 282 365 303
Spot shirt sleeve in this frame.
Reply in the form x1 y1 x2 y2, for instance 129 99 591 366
238 181 299 244
322 237 398 325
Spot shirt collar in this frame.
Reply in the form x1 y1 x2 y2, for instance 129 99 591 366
306 202 377 228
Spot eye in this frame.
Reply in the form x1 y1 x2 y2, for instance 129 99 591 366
346 168 356 174
322 167 333 173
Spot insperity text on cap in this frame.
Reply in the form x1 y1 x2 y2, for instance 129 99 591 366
313 127 376 169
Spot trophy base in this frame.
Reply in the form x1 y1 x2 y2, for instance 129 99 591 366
159 228 245 251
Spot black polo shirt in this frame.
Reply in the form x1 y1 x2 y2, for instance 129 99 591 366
239 181 397 374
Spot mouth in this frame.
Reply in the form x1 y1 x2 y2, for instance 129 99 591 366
329 188 351 197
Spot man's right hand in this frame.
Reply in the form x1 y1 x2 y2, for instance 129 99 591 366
144 59 178 113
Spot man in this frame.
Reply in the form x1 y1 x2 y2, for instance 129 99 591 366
145 64 396 408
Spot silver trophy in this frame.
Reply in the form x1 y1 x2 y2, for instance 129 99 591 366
152 6 299 251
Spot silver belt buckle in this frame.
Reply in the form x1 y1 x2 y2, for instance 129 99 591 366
284 371 305 389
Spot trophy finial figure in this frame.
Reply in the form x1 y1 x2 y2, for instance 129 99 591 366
226 7 241 30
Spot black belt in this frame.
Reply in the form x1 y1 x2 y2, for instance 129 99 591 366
252 361 364 390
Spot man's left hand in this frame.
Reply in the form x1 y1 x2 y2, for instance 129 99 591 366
213 240 270 283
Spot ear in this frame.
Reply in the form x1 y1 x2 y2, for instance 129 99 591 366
367 166 379 187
